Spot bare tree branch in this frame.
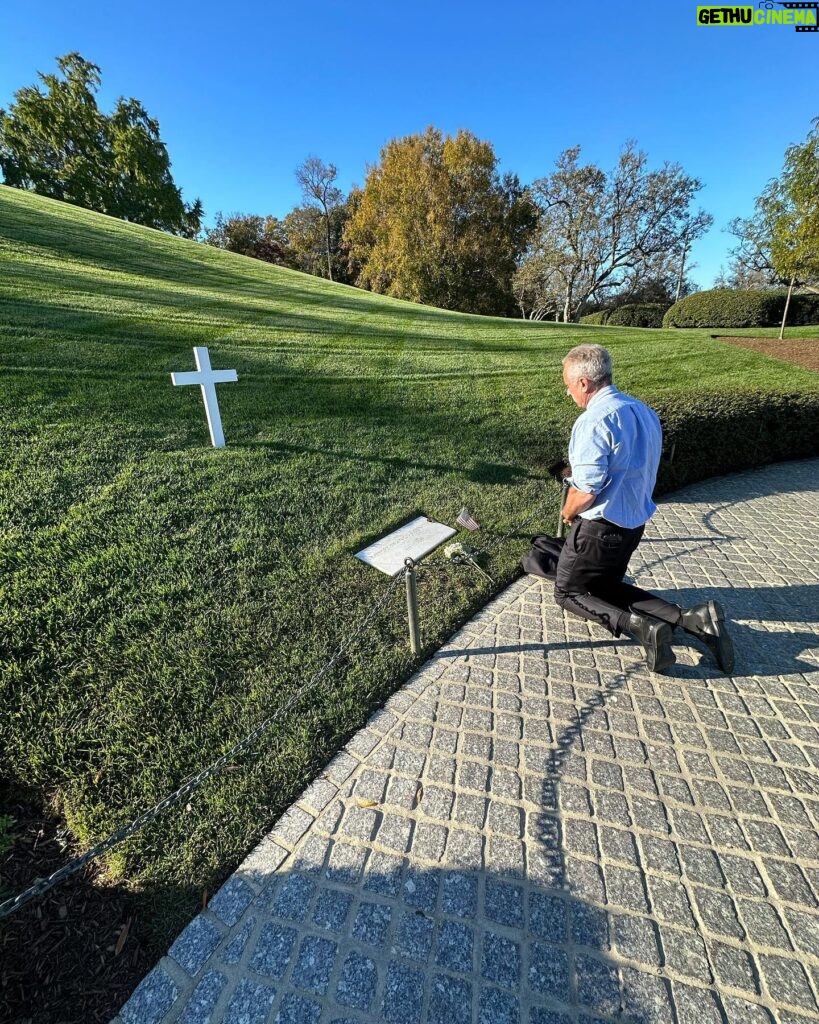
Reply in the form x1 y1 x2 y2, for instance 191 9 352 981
295 155 342 281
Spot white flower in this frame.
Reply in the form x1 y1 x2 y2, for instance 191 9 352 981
442 542 493 583
444 541 477 560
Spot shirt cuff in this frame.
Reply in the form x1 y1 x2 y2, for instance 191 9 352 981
568 474 601 495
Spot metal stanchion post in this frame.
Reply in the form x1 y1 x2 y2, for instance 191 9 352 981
557 480 569 538
404 557 421 655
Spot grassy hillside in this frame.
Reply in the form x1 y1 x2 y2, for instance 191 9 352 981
1 186 817 942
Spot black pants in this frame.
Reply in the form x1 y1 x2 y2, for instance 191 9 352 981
554 518 682 636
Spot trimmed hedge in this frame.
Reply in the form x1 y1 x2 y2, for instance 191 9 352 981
580 303 668 327
654 389 819 494
664 288 819 328
605 303 668 328
790 293 819 325
579 310 608 325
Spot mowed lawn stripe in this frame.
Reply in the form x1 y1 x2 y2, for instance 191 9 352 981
1 186 816 944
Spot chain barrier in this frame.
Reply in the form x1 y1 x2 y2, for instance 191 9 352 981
0 485 563 922
0 569 407 922
475 490 559 559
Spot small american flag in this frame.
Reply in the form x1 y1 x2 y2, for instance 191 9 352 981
456 507 480 531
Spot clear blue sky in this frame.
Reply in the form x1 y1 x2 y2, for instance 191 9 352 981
2 0 817 288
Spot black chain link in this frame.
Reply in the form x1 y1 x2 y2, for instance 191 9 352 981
0 487 565 922
0 570 406 922
414 488 561 591
474 490 559 559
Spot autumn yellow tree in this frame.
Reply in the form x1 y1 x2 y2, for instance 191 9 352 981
345 127 535 315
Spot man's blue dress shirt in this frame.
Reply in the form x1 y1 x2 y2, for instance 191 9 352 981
568 384 662 528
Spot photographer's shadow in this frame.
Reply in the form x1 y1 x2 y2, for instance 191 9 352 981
652 583 819 679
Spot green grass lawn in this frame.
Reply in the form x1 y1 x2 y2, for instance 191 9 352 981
1 186 817 943
709 326 819 337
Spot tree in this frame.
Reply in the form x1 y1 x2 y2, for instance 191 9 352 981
673 210 713 302
295 156 342 281
181 199 205 240
204 212 288 263
0 53 106 208
283 204 330 278
344 126 535 315
0 52 202 235
724 212 781 287
283 199 355 282
519 142 711 321
618 275 686 306
512 253 564 321
204 201 355 280
713 262 775 291
106 97 200 234
727 119 819 336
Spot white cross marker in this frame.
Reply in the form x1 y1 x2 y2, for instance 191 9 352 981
171 346 238 448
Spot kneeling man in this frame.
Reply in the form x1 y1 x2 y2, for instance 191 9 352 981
555 343 733 674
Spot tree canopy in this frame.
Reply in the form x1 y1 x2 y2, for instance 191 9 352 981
516 143 710 321
344 127 535 316
283 200 356 283
204 203 356 282
728 118 819 290
204 212 288 263
0 53 202 236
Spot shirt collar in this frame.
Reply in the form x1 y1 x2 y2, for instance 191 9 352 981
586 384 619 409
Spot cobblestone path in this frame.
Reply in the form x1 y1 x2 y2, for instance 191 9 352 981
115 459 819 1024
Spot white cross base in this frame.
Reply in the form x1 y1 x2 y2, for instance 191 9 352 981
171 346 238 448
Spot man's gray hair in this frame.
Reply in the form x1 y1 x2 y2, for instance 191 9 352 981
562 344 613 386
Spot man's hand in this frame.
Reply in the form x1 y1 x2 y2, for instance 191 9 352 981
561 485 597 526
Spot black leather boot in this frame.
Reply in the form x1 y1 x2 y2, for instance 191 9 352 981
681 600 734 674
626 613 676 673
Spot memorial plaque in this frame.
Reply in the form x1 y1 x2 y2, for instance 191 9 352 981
356 515 456 576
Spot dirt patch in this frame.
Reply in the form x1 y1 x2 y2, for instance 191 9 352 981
716 335 819 372
0 789 154 1024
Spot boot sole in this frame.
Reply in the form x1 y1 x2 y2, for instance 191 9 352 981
646 623 676 674
707 601 734 674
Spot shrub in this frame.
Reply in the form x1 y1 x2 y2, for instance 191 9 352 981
654 389 819 493
790 293 819 326
663 289 785 328
605 303 668 328
579 310 609 325
662 288 819 329
580 303 669 327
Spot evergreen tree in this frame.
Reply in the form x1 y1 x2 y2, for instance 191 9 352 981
0 53 202 236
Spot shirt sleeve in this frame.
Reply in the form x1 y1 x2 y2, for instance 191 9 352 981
568 415 613 495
